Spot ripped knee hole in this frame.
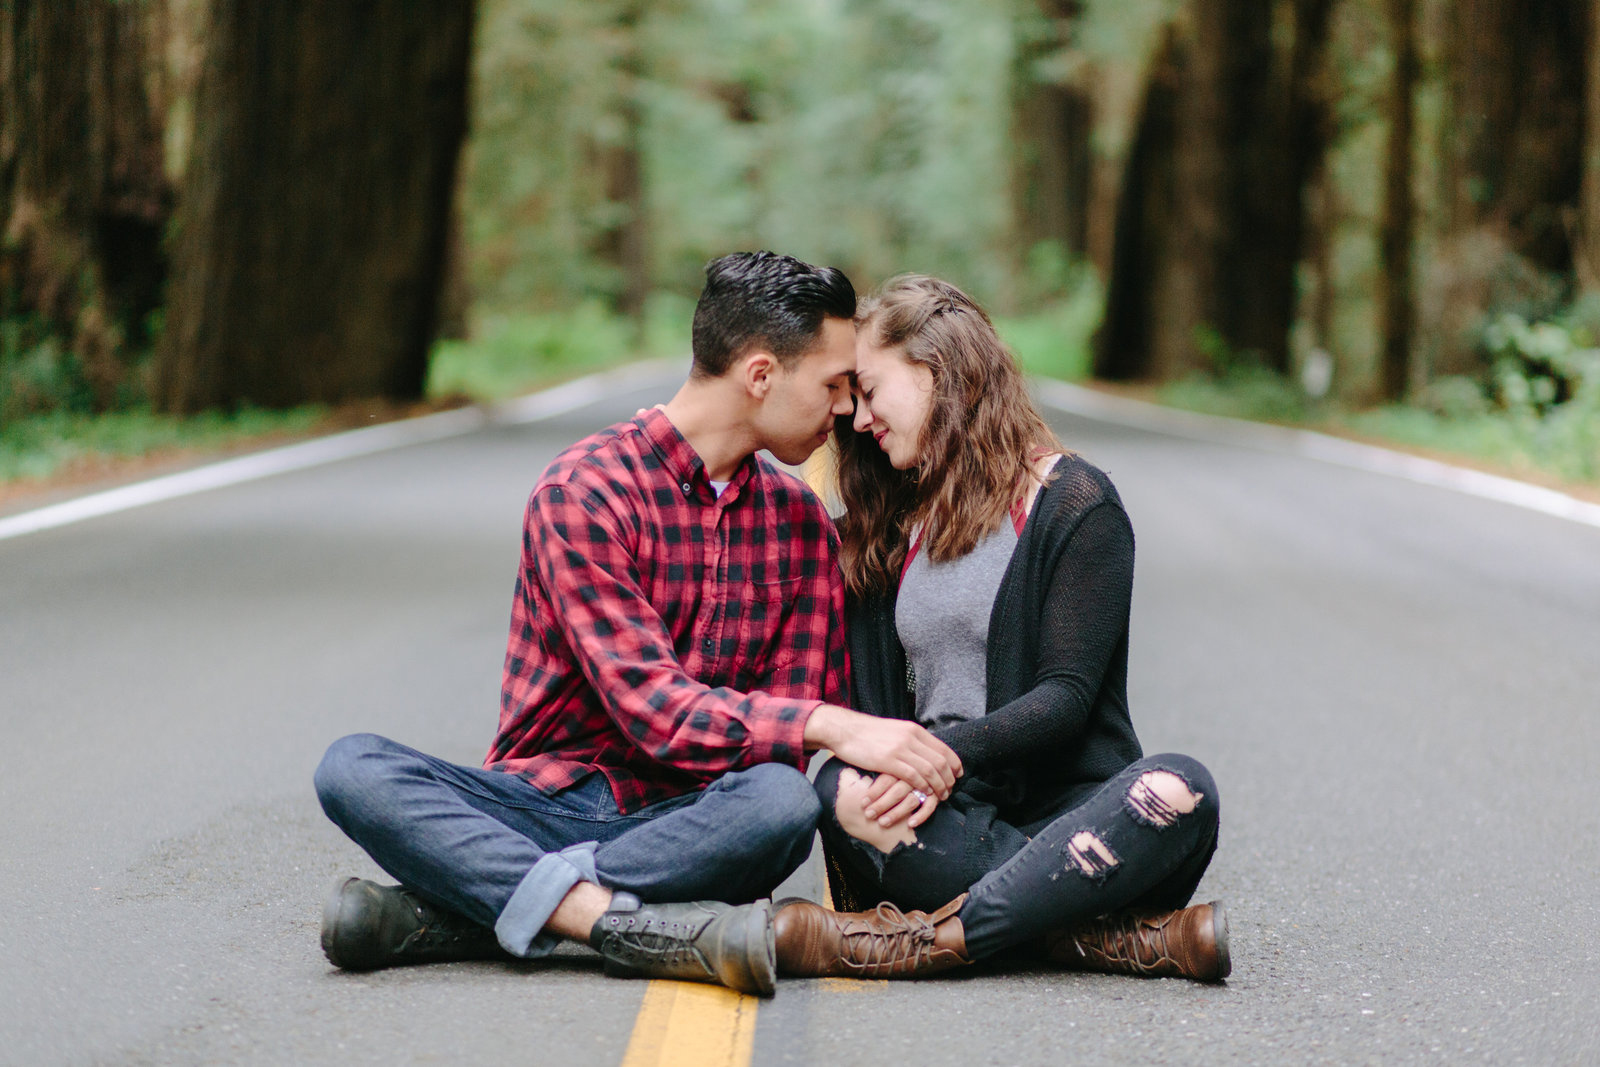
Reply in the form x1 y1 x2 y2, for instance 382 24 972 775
1126 769 1203 828
833 767 917 853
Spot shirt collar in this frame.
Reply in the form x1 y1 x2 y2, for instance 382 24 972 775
636 406 757 499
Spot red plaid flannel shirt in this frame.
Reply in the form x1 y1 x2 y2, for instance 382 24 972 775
486 407 849 813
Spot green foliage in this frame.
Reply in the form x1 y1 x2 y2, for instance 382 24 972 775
1 315 93 425
0 405 324 483
995 260 1101 381
1159 324 1315 422
1160 365 1313 424
468 0 1016 310
426 295 694 402
1481 311 1600 416
1162 302 1600 486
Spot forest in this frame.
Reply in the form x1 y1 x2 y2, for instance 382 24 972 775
3 0 1598 488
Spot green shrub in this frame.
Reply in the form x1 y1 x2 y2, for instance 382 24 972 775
996 264 1101 382
1 317 92 426
0 406 325 483
426 296 694 403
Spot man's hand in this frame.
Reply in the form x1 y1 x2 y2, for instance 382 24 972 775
804 704 962 799
861 772 940 829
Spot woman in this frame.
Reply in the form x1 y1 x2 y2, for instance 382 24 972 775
774 275 1229 982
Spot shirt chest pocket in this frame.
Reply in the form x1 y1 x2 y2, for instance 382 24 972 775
731 573 803 684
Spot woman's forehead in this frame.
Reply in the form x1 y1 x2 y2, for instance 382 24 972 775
854 338 904 371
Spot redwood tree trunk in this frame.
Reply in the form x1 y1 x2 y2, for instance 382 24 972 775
1095 27 1180 380
1379 0 1418 401
155 0 475 413
592 1 649 329
1444 0 1586 270
1096 0 1333 382
1 0 170 413
1429 0 1586 374
1579 0 1600 291
1236 0 1335 371
1010 0 1091 290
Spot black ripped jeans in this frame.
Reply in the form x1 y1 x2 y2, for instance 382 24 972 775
815 753 1220 960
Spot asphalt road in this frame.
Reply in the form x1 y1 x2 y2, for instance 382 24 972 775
3 365 1597 1065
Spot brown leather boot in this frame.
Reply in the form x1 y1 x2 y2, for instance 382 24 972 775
773 895 972 979
1043 900 1231 982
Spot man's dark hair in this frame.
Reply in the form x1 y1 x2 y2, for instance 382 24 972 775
690 251 857 377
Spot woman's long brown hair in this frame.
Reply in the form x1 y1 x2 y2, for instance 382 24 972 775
836 275 1064 597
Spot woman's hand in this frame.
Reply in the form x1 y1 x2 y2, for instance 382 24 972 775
862 772 941 829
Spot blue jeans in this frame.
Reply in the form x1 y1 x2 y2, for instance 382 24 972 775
315 733 821 958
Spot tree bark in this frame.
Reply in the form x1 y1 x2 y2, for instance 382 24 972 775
1095 27 1180 380
1444 0 1586 271
1 0 171 412
1428 0 1586 375
1009 0 1091 295
1579 0 1600 292
1379 0 1418 401
1238 0 1335 372
592 0 649 330
1096 0 1333 382
155 0 475 413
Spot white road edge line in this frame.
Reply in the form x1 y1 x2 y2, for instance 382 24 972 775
0 357 686 542
9 364 1593 541
1036 379 1600 530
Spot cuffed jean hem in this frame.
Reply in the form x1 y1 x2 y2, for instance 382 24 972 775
495 841 600 957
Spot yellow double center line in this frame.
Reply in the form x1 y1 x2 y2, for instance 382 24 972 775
620 982 759 1067
620 876 834 1067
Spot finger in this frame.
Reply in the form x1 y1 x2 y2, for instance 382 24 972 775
914 736 962 794
906 792 940 829
863 777 908 819
878 790 922 827
864 779 912 820
904 743 953 798
890 755 939 798
864 773 900 806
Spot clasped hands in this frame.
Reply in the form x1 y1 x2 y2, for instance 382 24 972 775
803 703 962 831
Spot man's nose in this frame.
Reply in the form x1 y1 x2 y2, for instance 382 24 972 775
831 390 855 418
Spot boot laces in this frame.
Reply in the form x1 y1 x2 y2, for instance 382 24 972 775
403 894 490 952
839 902 939 976
608 916 710 970
1093 912 1175 972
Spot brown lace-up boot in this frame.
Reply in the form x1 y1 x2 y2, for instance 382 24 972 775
772 894 972 978
1043 900 1231 982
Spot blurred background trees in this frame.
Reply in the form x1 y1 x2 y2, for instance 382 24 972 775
3 0 1599 482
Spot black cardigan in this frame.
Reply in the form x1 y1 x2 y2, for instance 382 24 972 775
845 453 1145 826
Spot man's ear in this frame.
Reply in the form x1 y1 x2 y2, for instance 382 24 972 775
740 350 779 400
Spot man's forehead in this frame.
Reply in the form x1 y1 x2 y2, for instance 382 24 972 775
806 318 856 372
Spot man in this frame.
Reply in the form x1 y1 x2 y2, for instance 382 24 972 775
314 252 962 996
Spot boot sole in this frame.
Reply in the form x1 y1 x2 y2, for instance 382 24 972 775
1207 899 1232 981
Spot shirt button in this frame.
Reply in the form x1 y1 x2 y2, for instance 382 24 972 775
702 637 713 651
681 482 692 495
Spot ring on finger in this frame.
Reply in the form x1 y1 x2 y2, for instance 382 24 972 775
912 790 929 804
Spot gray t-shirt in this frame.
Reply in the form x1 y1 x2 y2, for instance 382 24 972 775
895 519 1020 731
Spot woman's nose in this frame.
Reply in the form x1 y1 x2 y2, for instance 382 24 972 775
852 398 872 433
